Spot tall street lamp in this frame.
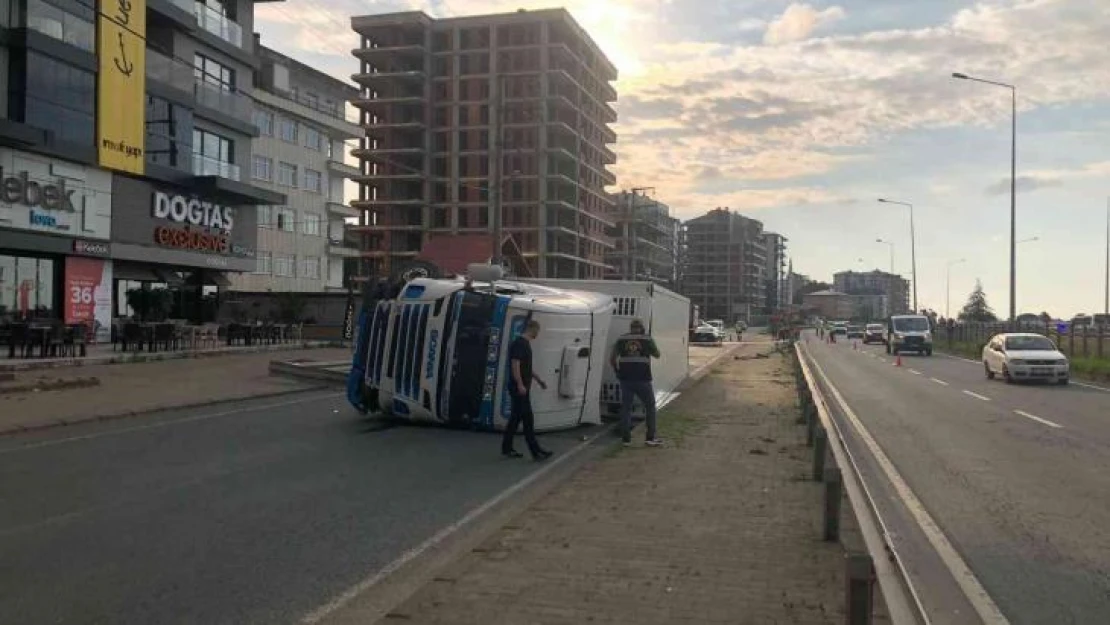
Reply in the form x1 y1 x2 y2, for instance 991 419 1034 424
1105 199 1109 315
946 258 967 319
952 71 1017 326
877 199 918 313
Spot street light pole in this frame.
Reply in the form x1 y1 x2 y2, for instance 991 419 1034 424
1105 198 1109 315
946 258 966 319
953 72 1017 326
877 199 917 313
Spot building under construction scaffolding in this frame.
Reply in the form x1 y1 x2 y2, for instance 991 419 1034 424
606 189 679 287
348 8 619 280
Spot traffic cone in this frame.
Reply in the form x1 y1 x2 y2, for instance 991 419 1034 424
894 353 902 367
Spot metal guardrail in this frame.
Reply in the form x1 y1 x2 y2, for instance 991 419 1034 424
793 340 928 625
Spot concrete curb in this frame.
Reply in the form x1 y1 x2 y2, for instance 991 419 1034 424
678 342 746 392
0 342 348 373
0 384 329 438
269 360 350 386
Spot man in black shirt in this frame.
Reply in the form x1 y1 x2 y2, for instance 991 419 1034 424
501 319 553 460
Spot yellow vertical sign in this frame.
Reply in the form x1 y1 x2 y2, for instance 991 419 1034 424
97 0 147 175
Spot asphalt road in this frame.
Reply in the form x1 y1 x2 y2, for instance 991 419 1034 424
805 335 1110 625
0 391 601 625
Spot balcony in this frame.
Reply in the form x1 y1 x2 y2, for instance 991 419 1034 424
194 80 252 123
351 43 425 62
350 197 424 209
194 2 242 47
352 69 426 86
350 146 425 159
328 244 361 258
327 158 361 178
146 49 192 93
327 201 360 219
193 154 240 181
351 93 427 112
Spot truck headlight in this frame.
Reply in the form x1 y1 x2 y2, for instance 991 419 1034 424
924 332 932 341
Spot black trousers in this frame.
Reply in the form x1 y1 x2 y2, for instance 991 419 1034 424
502 392 541 456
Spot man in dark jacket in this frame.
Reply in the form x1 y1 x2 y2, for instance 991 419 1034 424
611 318 662 446
501 319 552 461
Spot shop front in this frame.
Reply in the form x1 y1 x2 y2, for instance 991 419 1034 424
0 147 114 341
109 175 259 323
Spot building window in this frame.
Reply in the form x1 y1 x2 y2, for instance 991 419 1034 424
254 109 274 135
252 155 272 181
273 254 295 277
276 208 295 232
303 126 321 150
302 212 321 236
0 255 57 318
192 128 235 177
257 205 272 227
25 0 95 52
279 116 297 143
194 54 235 91
14 52 95 147
303 168 322 192
255 252 272 274
146 95 193 169
300 257 320 279
277 162 297 186
303 92 318 108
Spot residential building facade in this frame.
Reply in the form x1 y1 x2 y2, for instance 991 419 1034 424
762 231 788 312
606 189 678 286
1 0 283 329
833 269 910 316
233 40 361 293
681 208 766 323
348 8 618 281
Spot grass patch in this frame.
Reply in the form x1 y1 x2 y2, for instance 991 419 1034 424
656 411 704 447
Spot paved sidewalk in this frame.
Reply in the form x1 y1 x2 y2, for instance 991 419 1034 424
0 348 352 434
374 344 849 624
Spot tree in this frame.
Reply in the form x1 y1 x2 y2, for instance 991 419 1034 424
958 280 997 322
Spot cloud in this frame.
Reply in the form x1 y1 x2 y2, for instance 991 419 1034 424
984 175 1063 195
763 3 847 45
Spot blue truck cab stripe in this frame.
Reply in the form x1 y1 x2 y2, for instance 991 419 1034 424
477 296 511 429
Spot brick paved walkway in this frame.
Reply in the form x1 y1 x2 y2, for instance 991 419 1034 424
0 348 351 433
379 344 848 624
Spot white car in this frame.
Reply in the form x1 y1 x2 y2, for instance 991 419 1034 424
982 333 1069 385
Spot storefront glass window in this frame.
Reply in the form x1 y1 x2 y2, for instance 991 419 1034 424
0 255 56 320
13 52 95 147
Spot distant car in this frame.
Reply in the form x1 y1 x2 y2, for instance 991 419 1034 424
830 322 848 336
863 323 885 344
846 325 865 339
692 324 723 343
886 314 933 356
982 333 1069 385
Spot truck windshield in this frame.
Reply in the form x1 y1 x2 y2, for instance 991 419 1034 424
446 291 497 423
892 317 930 332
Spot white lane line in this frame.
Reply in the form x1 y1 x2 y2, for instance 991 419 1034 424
931 378 949 386
300 424 611 624
962 390 991 402
0 392 343 456
1014 409 1063 429
804 349 1010 624
908 369 923 375
1073 380 1110 393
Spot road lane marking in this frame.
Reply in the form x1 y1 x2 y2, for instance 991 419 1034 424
803 347 1010 624
0 392 344 456
1073 381 1110 393
908 369 923 375
300 423 612 624
962 390 991 401
1014 410 1063 429
930 378 949 386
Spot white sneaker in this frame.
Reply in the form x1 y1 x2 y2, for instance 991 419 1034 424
645 438 663 447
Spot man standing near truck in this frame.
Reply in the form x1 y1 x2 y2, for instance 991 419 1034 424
612 318 663 447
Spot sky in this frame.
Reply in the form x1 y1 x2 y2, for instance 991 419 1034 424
255 0 1110 319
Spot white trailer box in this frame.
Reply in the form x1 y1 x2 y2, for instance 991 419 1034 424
515 279 690 416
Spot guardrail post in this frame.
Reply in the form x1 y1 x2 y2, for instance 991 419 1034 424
812 426 827 481
806 401 817 446
824 466 842 542
846 553 875 625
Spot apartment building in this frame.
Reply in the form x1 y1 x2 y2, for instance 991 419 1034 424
348 8 618 280
833 269 910 316
681 208 766 323
606 189 679 286
232 41 361 293
1 0 283 327
762 231 788 312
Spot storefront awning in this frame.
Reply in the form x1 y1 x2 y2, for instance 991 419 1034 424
113 262 161 282
153 269 185 286
205 272 233 287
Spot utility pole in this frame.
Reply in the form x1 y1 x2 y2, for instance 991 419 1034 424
1105 197 1109 315
490 73 504 268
